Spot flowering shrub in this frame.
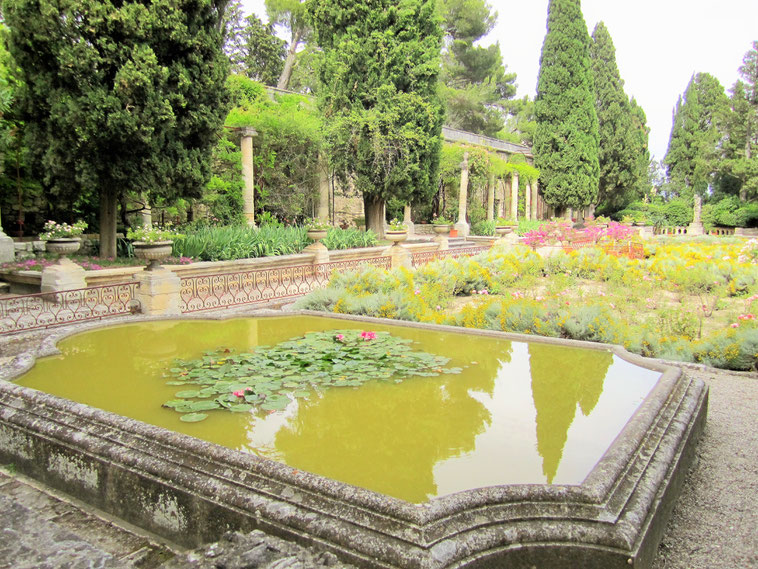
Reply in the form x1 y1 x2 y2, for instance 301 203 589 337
126 224 183 243
737 238 758 263
39 220 87 240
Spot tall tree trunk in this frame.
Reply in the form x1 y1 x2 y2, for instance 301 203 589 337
99 188 118 258
277 28 302 90
364 193 385 239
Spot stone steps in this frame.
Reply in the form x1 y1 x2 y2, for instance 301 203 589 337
0 467 179 569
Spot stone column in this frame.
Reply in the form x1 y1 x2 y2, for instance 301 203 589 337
134 267 182 316
455 152 470 237
0 207 14 263
240 127 258 227
486 172 495 222
503 178 511 219
525 180 532 221
531 182 539 220
497 179 506 218
139 193 152 228
510 171 519 221
317 154 330 222
403 204 414 236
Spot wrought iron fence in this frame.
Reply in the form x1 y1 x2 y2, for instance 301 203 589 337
0 283 140 334
180 256 392 313
411 246 490 267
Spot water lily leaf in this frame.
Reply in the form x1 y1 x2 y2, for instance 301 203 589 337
189 401 221 411
229 404 253 412
292 390 310 398
175 390 201 398
261 399 289 411
166 381 188 386
180 413 208 422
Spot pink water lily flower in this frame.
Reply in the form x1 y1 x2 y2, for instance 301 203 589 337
233 387 253 397
335 333 345 342
360 331 377 341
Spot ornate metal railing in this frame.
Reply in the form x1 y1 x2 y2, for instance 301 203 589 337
0 283 140 334
180 256 392 313
411 246 489 267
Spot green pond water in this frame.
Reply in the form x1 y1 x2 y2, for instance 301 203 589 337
15 316 660 503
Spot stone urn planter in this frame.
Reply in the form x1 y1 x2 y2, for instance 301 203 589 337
133 240 174 270
432 224 452 235
306 229 328 242
45 238 82 257
495 225 516 237
385 230 408 244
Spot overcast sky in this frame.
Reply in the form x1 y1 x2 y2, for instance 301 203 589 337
241 0 757 161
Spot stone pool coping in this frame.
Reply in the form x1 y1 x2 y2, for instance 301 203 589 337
0 310 708 568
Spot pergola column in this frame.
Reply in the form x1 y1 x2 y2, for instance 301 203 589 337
531 182 539 220
403 204 414 235
240 127 258 227
486 171 495 222
455 151 470 237
525 180 532 221
317 154 330 222
510 171 519 221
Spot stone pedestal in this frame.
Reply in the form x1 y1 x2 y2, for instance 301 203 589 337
304 241 330 265
134 267 181 316
0 231 14 263
41 258 87 293
387 243 411 269
434 235 449 251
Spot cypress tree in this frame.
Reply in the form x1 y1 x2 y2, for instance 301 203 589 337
309 0 444 236
665 73 729 198
533 0 599 219
590 22 649 213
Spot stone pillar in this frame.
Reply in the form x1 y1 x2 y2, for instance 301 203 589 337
525 180 532 222
135 267 182 316
688 194 705 235
403 204 414 236
531 182 539 220
317 154 330 222
497 179 506 218
503 178 511 218
486 172 495 222
510 171 519 221
240 127 258 227
455 152 470 237
387 243 411 269
139 193 152 228
41 259 87 294
0 208 14 263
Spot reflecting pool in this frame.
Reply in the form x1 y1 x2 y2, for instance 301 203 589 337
15 316 660 503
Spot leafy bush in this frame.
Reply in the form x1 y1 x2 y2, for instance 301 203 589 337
173 225 308 261
472 220 495 236
662 199 693 227
734 203 758 228
321 228 378 250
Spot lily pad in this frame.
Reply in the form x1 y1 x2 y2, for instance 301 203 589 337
179 413 207 422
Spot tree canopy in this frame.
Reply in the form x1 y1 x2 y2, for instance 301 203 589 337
3 0 230 256
590 21 649 213
309 0 444 236
664 72 729 199
437 0 516 137
533 0 599 218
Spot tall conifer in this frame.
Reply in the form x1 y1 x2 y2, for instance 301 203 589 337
533 0 599 218
589 22 649 213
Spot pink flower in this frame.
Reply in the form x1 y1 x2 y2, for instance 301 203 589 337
436 305 441 310
360 331 376 341
414 289 421 295
233 387 253 397
731 323 740 329
335 333 345 341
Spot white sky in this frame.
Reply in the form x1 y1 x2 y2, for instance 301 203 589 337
241 0 758 160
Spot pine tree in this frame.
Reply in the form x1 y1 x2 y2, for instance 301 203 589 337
224 0 285 85
664 73 729 198
533 0 599 218
590 22 649 213
438 0 516 137
3 0 230 256
309 0 444 236
266 0 311 91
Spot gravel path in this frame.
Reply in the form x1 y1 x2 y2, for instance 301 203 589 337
651 365 758 569
0 319 756 568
